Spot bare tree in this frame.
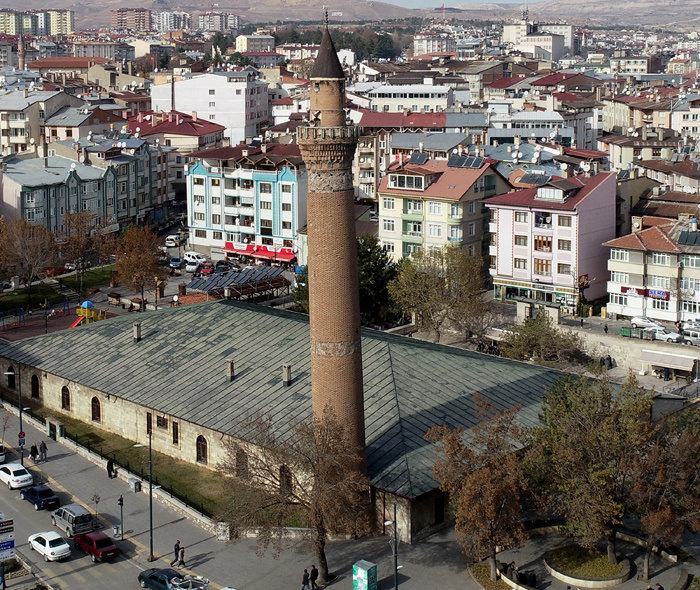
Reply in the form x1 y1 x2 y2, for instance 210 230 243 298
217 408 372 585
115 225 167 310
426 395 528 580
0 217 57 310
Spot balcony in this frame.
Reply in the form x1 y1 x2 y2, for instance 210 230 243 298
9 119 27 129
402 231 423 242
402 209 424 220
9 136 26 144
448 236 463 242
534 221 552 229
447 216 463 224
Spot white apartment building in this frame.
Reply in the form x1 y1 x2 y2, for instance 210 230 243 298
413 32 456 56
275 44 319 62
48 9 74 34
503 17 575 54
367 84 453 113
604 218 700 323
150 71 268 145
486 172 617 310
235 35 275 53
198 12 237 32
153 11 192 32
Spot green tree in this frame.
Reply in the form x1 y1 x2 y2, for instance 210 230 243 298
0 217 57 309
426 395 528 580
356 234 397 325
501 311 586 367
528 374 655 563
115 225 167 311
217 408 372 585
292 266 309 313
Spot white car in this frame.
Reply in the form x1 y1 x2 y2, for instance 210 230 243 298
28 531 71 562
0 463 32 489
183 251 206 264
185 261 201 273
644 327 682 343
164 235 181 248
631 316 661 329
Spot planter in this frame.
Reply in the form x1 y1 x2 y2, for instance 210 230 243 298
108 293 121 305
544 550 631 588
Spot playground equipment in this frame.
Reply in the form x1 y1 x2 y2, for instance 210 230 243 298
69 316 86 328
0 308 26 332
75 301 107 323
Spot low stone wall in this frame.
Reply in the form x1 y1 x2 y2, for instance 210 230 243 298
544 551 631 588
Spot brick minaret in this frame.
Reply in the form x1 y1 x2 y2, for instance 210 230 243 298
17 35 25 72
297 17 365 458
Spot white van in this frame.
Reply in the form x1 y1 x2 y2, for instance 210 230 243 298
183 251 206 264
683 329 700 346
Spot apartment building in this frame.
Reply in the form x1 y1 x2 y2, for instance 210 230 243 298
377 153 511 261
153 11 191 32
275 44 319 62
0 89 83 154
598 128 681 170
150 71 268 145
184 143 306 261
367 83 453 113
413 32 456 56
198 12 238 32
485 172 617 310
44 105 127 141
110 9 152 32
48 9 74 35
235 35 275 54
73 42 130 61
604 218 700 323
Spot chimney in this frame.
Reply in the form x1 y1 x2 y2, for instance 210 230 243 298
514 135 521 147
261 143 267 153
226 359 235 381
192 111 197 122
128 61 133 76
658 128 665 141
22 88 27 98
137 112 143 123
282 363 292 387
178 284 186 297
642 127 648 140
133 322 142 342
692 218 698 232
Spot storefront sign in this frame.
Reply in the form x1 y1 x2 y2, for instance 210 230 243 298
648 289 669 300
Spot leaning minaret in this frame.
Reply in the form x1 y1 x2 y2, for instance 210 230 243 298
17 34 25 72
297 15 365 457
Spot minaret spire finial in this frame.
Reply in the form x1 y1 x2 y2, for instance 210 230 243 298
323 6 328 27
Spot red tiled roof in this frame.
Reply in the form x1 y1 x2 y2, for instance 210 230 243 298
531 73 574 86
552 91 584 102
486 76 525 89
564 147 608 159
603 224 680 253
484 172 615 211
128 111 225 137
27 57 113 69
359 111 446 129
273 97 294 105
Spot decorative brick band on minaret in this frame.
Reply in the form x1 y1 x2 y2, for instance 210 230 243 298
297 24 365 459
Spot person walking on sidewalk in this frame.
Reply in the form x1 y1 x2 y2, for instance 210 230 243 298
29 443 38 463
106 458 114 478
177 546 186 569
301 569 310 590
310 565 319 590
170 540 181 566
39 441 48 463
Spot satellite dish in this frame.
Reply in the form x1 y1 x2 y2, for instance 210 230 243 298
29 138 34 145
79 155 85 163
517 152 523 158
531 132 536 137
452 149 458 154
535 145 542 151
173 295 179 303
155 138 160 143
550 131 556 138
633 221 640 228
541 137 547 143
560 163 568 171
582 163 591 172
136 127 140 133
70 163 76 170
512 153 518 160
244 237 249 243
135 133 139 139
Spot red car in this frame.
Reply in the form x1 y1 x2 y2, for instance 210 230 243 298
73 531 118 562
200 262 215 275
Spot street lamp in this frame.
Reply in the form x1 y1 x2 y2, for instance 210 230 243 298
4 365 24 465
134 429 153 561
384 503 400 590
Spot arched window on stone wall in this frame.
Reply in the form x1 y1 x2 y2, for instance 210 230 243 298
235 448 249 479
279 465 292 496
61 386 70 411
31 375 39 399
196 435 207 464
91 397 101 423
6 367 15 390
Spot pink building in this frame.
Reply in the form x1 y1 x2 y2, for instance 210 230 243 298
485 172 617 311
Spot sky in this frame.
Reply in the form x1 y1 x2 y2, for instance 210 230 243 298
380 0 534 8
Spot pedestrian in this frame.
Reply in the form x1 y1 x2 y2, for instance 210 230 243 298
604 323 608 334
656 584 665 590
177 546 186 568
507 562 515 580
170 540 181 566
58 277 63 290
301 569 310 590
310 565 319 590
580 318 584 328
106 457 114 478
664 367 670 381
29 443 38 463
39 441 48 463
606 355 613 370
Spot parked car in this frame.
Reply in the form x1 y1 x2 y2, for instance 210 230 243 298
73 531 118 562
185 261 201 274
42 266 65 277
630 316 661 329
138 568 209 590
682 328 700 346
51 504 94 537
215 260 240 272
644 327 682 343
28 531 71 562
169 257 182 270
64 261 91 272
183 252 206 264
200 262 215 275
164 235 181 248
682 321 700 332
0 444 5 464
20 485 60 511
0 463 33 489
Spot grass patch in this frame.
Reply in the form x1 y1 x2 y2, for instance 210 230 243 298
470 563 511 590
688 575 697 590
548 545 624 578
62 265 115 294
21 399 226 517
0 283 60 314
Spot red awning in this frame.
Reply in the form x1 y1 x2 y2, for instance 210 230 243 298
224 242 255 255
250 246 297 261
250 246 275 259
276 248 296 262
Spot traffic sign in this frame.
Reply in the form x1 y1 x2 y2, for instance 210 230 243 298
18 439 24 447
17 432 25 439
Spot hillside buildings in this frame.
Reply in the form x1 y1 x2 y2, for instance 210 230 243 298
110 9 152 32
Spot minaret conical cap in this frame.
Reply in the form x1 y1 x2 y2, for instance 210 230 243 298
309 27 345 80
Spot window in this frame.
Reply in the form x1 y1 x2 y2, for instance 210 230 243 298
514 258 527 269
405 199 423 213
681 254 700 268
209 115 216 120
195 229 206 238
428 224 442 237
514 235 528 246
157 415 168 429
194 213 205 221
172 422 179 445
468 222 476 236
6 367 15 389
282 221 292 230
468 200 476 214
429 201 442 215
558 239 571 251
383 219 395 232
212 214 221 225
681 277 700 291
194 195 205 204
451 204 461 218
61 386 70 411
558 215 572 227
388 174 423 190
609 293 628 306
515 211 528 223
213 231 222 240
383 197 395 210
31 375 39 399
383 241 395 253
610 249 629 262
211 179 220 187
534 236 552 251
650 275 671 289
259 183 272 194
652 299 670 311
279 465 292 495
209 89 215 95
193 178 204 185
558 263 571 274
196 435 208 464
681 300 699 314
91 397 101 422
209 101 216 107
534 259 551 275
147 412 152 434
610 272 629 284
652 253 671 266
281 184 292 193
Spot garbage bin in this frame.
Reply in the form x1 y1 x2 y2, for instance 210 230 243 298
113 524 120 536
128 478 141 493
